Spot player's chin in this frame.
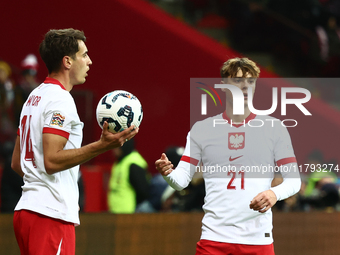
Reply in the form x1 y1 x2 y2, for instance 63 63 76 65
77 77 87 85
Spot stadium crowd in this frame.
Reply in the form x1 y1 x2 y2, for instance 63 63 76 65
153 0 340 77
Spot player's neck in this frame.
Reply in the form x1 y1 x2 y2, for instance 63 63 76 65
225 107 252 123
48 72 73 92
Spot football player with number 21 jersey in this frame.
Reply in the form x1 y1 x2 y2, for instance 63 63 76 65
155 57 301 255
11 28 138 255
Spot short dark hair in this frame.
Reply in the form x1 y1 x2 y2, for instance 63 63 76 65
39 28 86 73
220 57 260 78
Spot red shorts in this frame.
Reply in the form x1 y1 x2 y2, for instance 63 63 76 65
13 210 75 255
196 239 275 255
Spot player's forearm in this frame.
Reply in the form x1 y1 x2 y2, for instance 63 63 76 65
163 163 192 191
270 178 301 201
44 140 106 174
270 163 301 200
11 136 24 177
12 164 24 178
163 174 187 191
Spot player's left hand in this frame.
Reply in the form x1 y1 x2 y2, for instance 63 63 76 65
155 153 173 176
100 121 138 148
249 190 277 213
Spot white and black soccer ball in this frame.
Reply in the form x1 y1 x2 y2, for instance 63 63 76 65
96 90 143 133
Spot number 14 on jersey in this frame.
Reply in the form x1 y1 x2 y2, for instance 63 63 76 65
20 115 36 168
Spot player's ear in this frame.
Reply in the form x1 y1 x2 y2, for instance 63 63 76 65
63 56 72 70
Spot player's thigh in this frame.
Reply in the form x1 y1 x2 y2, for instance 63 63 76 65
237 243 275 255
196 239 275 255
13 210 75 255
196 239 234 255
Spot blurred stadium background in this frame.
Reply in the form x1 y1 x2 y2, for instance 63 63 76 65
0 0 340 254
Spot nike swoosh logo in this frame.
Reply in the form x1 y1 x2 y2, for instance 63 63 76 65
229 155 243 161
56 239 63 255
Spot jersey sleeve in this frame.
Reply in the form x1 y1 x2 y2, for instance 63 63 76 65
273 124 297 165
270 163 301 201
163 132 200 191
42 94 77 139
271 124 301 200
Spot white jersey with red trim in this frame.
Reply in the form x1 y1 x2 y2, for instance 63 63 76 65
164 112 301 245
14 77 83 225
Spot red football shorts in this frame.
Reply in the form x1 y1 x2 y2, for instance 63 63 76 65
196 239 275 255
13 210 75 255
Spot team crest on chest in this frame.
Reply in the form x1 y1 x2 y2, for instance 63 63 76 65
228 132 245 150
50 112 65 127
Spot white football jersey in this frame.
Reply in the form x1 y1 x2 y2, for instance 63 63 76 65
15 78 83 225
164 112 301 245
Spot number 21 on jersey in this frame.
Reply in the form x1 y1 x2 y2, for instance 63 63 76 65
227 170 245 190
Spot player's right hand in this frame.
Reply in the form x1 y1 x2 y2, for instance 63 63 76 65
249 190 277 213
155 153 173 176
100 121 138 148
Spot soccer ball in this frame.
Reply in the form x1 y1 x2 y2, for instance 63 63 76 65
96 90 143 133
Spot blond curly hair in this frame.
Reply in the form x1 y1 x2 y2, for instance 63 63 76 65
220 57 260 78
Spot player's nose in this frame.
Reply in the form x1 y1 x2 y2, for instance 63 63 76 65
241 81 249 90
88 56 93 66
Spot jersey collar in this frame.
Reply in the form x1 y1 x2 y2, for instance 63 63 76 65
44 77 66 90
222 111 256 128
